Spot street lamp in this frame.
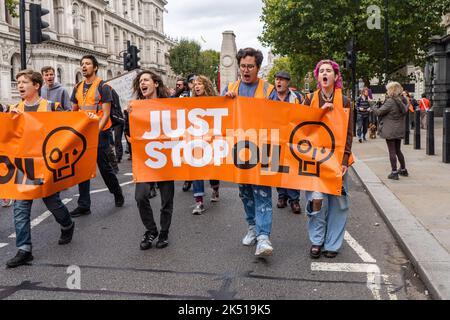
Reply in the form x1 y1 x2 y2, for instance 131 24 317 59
384 0 389 83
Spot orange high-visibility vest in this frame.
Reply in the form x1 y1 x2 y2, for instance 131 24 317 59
75 77 112 130
419 98 430 111
13 99 60 113
227 79 274 99
308 88 354 167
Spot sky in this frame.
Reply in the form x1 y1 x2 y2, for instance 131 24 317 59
164 0 270 66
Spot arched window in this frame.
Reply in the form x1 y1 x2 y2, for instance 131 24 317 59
105 22 110 51
91 11 98 43
72 3 81 40
53 0 62 34
107 70 113 80
75 72 82 83
123 31 127 50
10 53 21 82
138 1 142 24
114 27 119 55
122 0 127 17
57 68 63 84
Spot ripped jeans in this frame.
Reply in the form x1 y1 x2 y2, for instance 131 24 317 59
239 184 273 238
305 174 349 252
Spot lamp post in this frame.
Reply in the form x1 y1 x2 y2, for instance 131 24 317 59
384 0 389 84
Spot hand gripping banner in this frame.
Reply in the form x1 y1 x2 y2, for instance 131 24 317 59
0 112 99 200
130 96 350 195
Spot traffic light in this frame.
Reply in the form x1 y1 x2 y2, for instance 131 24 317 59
123 51 132 71
129 45 140 70
29 3 50 44
344 39 355 70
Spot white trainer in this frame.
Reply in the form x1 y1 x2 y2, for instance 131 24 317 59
255 236 273 257
242 225 257 246
192 202 206 215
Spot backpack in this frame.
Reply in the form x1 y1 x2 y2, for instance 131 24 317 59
108 86 125 128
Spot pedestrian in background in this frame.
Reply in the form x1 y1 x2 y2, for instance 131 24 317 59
419 93 431 129
269 71 302 214
190 75 220 215
373 82 409 180
303 59 354 259
356 87 371 143
41 66 72 111
130 70 174 250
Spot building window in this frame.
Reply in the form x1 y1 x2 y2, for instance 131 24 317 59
10 54 20 82
114 27 119 55
57 68 63 84
107 70 113 80
75 72 82 83
91 11 98 43
72 3 81 40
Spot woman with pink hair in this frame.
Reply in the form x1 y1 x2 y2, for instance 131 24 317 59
303 59 354 259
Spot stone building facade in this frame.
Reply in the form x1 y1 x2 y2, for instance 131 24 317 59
0 0 176 105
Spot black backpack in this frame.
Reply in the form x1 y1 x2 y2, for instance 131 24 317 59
108 86 125 128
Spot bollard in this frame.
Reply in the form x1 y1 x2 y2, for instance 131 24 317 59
404 110 410 145
443 110 450 163
414 110 421 149
426 110 434 155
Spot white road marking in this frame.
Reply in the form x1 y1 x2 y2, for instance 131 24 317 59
358 156 388 162
311 262 382 300
0 243 8 249
123 173 133 176
344 231 377 263
74 180 134 196
8 198 73 239
382 274 398 300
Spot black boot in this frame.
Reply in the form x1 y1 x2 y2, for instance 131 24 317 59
140 231 158 250
114 189 125 207
58 222 75 245
6 250 33 268
156 232 169 249
70 207 91 218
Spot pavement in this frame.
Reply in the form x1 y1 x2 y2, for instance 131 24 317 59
351 116 450 300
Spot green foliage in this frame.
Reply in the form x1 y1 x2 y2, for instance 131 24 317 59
267 56 302 88
260 0 449 85
6 0 19 17
169 40 220 84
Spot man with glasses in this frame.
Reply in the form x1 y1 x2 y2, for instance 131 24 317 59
223 48 276 257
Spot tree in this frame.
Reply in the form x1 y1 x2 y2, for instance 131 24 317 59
168 40 220 83
6 0 18 17
260 0 450 86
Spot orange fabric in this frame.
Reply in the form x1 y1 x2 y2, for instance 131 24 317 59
75 77 112 130
129 96 350 196
15 99 60 113
0 112 99 200
419 98 431 111
227 79 274 99
309 89 354 167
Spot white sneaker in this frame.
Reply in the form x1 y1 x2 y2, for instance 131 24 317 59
255 236 273 257
242 226 257 246
192 202 206 215
1 199 13 207
211 190 219 202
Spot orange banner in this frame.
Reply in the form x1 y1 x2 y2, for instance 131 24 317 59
130 96 350 195
0 112 99 200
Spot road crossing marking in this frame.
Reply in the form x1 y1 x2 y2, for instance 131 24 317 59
0 243 8 249
74 180 134 196
310 231 397 300
8 198 73 239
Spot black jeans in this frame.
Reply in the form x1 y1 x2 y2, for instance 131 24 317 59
78 130 122 209
114 124 124 160
357 114 369 139
135 181 174 236
386 139 406 172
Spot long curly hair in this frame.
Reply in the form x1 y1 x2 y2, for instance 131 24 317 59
313 59 343 89
132 70 168 99
192 75 217 97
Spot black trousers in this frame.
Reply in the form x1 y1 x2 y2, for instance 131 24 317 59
386 139 406 172
114 124 124 160
78 130 122 209
135 181 174 236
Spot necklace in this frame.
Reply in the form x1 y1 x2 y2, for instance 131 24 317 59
321 90 334 102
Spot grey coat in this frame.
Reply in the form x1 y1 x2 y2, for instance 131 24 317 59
374 96 408 140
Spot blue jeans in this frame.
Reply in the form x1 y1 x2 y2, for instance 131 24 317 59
357 114 369 140
13 193 73 252
305 174 349 252
192 180 219 197
276 188 300 203
239 184 272 237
